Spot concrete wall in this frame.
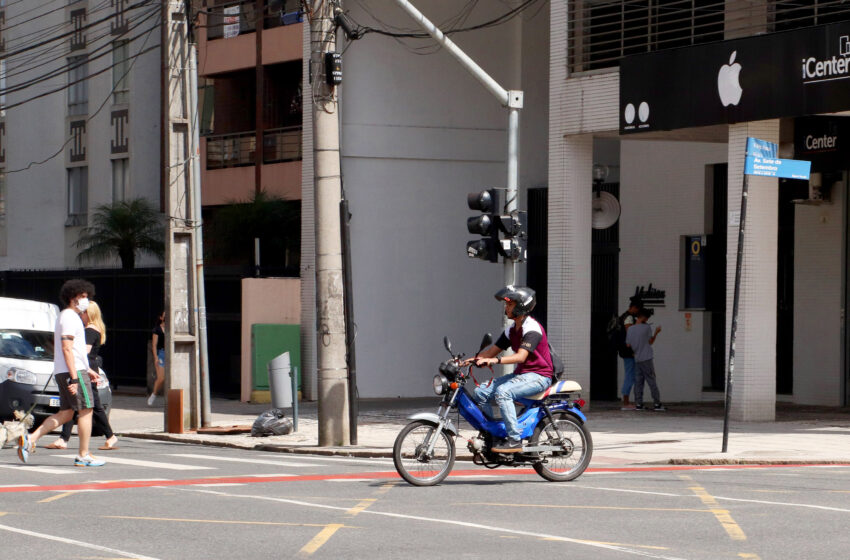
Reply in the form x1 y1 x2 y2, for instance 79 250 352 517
793 182 844 405
240 277 301 401
619 139 728 402
340 1 549 397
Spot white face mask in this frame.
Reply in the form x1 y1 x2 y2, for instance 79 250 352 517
76 297 90 313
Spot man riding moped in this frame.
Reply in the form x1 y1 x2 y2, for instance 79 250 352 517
465 286 554 453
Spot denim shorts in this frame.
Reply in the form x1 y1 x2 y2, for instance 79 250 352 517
156 348 165 368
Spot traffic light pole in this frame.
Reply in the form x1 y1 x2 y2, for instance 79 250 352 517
393 0 523 289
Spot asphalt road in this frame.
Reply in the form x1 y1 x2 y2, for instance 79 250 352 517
1 439 848 559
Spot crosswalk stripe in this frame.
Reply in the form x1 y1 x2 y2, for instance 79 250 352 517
51 455 214 471
0 464 81 475
168 453 325 468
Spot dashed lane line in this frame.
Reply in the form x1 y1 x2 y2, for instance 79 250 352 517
51 454 216 471
679 475 746 541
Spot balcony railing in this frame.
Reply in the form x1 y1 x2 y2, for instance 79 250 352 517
206 0 302 40
206 131 256 169
263 126 302 163
206 126 302 169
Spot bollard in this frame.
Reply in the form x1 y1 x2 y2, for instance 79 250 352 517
268 352 293 408
166 388 184 433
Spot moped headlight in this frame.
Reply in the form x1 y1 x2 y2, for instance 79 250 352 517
433 374 449 395
7 367 37 385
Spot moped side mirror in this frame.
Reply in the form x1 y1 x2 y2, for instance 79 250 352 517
443 336 454 356
478 333 493 353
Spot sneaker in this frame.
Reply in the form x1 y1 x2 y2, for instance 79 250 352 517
633 404 645 411
74 454 106 467
16 434 33 463
653 403 666 411
147 394 156 406
492 438 523 453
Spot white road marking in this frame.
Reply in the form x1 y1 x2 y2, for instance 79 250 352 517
169 453 325 468
52 454 214 471
266 454 394 466
328 478 373 482
0 464 81 475
249 473 296 478
183 488 691 560
0 484 37 488
0 522 161 560
565 484 850 513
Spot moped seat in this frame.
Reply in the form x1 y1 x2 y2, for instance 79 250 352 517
527 380 582 401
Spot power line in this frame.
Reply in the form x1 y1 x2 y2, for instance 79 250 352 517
4 19 160 174
1 7 159 96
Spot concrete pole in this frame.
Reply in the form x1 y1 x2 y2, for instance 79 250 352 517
310 0 349 446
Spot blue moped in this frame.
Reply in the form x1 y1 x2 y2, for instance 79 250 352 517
393 335 592 486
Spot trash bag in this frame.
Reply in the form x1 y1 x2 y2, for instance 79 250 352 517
251 408 294 437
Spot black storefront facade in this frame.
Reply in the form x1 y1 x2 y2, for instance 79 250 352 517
618 21 850 408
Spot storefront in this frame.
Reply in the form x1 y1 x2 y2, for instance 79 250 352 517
613 21 850 412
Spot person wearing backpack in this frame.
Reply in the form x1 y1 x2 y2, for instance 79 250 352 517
615 297 641 409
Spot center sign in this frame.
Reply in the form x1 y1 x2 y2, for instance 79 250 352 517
620 21 850 134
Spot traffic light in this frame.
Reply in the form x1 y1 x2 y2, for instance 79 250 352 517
466 189 500 262
466 190 527 263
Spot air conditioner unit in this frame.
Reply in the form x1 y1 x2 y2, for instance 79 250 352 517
792 172 831 205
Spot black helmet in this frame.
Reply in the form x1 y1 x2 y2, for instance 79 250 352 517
495 285 536 316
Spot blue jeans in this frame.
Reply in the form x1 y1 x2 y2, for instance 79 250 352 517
621 357 635 397
472 372 551 441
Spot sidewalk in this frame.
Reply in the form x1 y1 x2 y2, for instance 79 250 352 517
111 394 850 467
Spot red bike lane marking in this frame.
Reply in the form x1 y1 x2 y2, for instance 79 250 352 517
0 463 845 494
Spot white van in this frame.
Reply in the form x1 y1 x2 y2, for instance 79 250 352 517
0 297 112 422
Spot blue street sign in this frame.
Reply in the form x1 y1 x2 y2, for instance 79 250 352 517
744 155 811 180
746 137 778 159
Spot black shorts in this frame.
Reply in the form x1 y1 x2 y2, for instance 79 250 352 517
55 371 94 411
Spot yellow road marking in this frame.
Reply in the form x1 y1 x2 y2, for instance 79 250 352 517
460 502 711 513
544 538 668 551
346 498 376 516
298 523 344 556
38 491 77 503
103 515 357 528
375 482 397 495
738 554 762 559
679 475 746 541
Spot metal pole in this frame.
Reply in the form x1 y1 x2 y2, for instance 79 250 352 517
188 45 212 428
722 174 748 453
505 107 519 288
340 199 358 445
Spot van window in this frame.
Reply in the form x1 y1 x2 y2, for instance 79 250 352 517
0 330 54 360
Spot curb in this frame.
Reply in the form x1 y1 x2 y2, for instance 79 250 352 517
666 458 850 466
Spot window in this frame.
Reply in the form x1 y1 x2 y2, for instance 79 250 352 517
112 158 129 202
68 55 88 115
67 167 88 225
112 40 129 104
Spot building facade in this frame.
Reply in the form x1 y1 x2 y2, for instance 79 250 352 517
551 1 850 419
0 0 161 270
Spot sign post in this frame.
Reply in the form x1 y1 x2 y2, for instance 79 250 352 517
722 138 811 453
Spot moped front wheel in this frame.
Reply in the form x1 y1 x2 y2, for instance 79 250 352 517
531 411 592 482
393 420 455 486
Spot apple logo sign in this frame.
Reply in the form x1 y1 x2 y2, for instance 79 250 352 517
717 51 743 107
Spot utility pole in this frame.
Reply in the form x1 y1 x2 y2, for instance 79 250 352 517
162 0 203 430
309 0 349 446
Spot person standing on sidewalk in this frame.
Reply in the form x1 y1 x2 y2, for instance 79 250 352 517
17 279 106 467
614 296 641 409
625 307 664 411
149 311 165 406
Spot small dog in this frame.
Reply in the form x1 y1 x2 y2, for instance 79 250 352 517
0 410 34 449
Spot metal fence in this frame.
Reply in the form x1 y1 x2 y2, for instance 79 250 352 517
569 0 850 73
206 131 256 169
263 126 302 163
0 265 297 397
205 0 302 40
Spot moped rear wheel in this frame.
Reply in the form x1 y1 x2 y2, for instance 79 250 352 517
531 411 592 482
393 420 455 486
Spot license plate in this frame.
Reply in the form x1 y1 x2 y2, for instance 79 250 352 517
48 397 60 407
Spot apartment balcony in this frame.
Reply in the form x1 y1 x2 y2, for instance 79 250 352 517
198 0 302 77
201 126 302 206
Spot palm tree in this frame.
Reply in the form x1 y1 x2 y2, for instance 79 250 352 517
74 198 165 270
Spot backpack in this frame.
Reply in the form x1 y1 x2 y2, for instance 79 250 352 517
605 313 621 344
548 342 565 380
606 312 634 358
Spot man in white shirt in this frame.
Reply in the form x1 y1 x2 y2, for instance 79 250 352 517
18 279 105 467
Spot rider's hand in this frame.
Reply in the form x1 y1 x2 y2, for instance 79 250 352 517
473 357 497 368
